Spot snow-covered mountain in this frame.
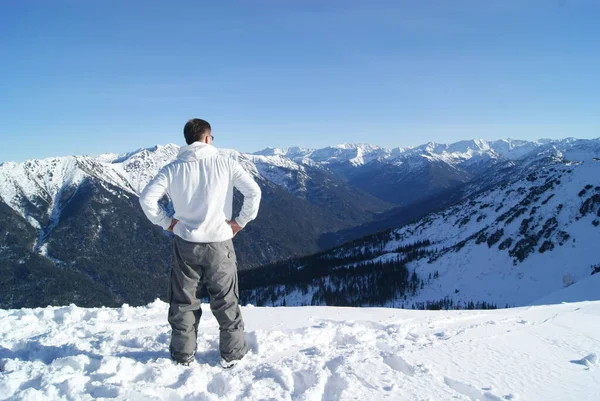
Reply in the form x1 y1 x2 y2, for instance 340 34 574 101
0 145 179 255
254 138 594 166
241 153 600 309
0 143 393 251
1 137 599 309
252 138 542 169
1 299 599 400
0 143 393 309
0 143 390 266
253 138 600 208
2 137 598 240
387 157 600 307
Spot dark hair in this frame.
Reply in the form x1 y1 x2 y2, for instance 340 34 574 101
183 119 211 145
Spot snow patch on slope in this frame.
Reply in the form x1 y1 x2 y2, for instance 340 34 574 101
531 273 600 306
249 155 310 193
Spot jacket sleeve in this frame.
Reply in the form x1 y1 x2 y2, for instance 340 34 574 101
231 160 262 228
139 167 172 230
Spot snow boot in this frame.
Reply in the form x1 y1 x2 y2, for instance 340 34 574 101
220 358 241 369
172 352 195 366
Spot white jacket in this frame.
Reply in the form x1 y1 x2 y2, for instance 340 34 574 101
139 142 261 243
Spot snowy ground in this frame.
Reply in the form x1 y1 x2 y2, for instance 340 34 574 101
1 300 599 401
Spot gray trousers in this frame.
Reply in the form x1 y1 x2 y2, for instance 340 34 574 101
168 236 248 362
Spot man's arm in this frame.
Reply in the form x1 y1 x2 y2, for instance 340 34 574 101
139 168 174 230
230 160 261 229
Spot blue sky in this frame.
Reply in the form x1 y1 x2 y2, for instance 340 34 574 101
1 0 599 162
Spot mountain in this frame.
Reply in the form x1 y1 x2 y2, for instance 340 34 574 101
0 145 391 308
1 300 599 400
1 137 599 308
240 152 600 308
279 138 600 249
253 139 508 205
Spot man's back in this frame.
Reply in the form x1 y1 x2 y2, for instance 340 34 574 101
140 142 261 243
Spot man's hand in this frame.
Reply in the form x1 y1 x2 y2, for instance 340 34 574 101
227 219 243 237
167 218 179 232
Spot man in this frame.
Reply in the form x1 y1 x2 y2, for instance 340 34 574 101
139 118 261 368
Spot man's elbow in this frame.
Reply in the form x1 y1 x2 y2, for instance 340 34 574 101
253 182 262 199
138 191 154 216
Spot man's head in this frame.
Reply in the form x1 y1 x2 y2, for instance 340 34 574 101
183 118 213 145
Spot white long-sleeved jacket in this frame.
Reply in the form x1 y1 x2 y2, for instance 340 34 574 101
139 142 261 243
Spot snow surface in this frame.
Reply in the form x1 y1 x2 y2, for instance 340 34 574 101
532 273 600 306
1 301 599 401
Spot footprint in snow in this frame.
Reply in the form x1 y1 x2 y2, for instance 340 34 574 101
322 372 349 401
85 383 120 399
168 369 195 389
252 365 291 392
325 356 345 373
292 369 320 398
380 352 415 376
300 347 321 357
444 376 503 401
434 331 450 340
406 332 422 343
207 373 231 396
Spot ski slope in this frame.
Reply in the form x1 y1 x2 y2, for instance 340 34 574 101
1 300 599 401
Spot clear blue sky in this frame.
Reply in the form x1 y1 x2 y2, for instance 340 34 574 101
1 0 599 162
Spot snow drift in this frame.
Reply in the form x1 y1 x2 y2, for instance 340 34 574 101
1 300 599 400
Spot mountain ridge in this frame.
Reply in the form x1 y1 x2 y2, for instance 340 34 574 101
2 136 600 308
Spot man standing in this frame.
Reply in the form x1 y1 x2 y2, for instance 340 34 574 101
139 119 261 368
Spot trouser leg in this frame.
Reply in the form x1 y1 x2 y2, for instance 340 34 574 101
204 240 248 362
168 238 203 358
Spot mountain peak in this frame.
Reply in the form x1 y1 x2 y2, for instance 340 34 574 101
331 143 382 151
98 143 180 164
252 146 314 158
252 147 290 157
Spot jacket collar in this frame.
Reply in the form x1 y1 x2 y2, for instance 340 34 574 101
177 142 218 162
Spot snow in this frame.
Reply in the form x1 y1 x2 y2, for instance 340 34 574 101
1 301 599 401
37 243 64 266
0 157 85 225
0 145 179 233
572 353 599 369
247 155 310 193
253 144 393 167
531 273 600 306
487 139 542 160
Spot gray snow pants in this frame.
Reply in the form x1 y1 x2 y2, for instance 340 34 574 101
168 236 248 362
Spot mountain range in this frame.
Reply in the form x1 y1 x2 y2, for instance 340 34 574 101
240 148 600 309
1 137 599 308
